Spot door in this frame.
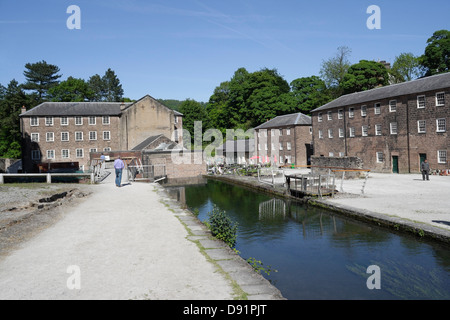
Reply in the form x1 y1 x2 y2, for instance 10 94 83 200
392 156 399 174
419 153 427 169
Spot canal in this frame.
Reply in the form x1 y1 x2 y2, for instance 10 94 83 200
166 178 450 300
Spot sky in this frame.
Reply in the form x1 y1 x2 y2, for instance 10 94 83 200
0 0 449 102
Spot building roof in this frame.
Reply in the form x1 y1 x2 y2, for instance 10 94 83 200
254 112 311 130
19 95 184 117
216 139 255 153
20 102 130 117
131 135 164 151
312 71 450 113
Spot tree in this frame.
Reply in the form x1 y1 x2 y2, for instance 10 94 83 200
22 60 61 103
0 80 29 158
48 77 94 102
340 60 389 94
179 99 209 147
391 53 424 83
320 46 352 98
420 29 450 76
287 76 332 115
88 68 124 102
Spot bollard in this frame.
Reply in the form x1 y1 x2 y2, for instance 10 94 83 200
0 174 3 184
47 173 51 183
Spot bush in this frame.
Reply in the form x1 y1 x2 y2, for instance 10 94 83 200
207 205 238 248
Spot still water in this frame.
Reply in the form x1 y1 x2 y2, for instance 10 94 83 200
166 179 450 300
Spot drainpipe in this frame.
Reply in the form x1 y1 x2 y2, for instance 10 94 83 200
343 106 348 156
406 99 411 173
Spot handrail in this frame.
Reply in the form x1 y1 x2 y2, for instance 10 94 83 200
0 173 95 184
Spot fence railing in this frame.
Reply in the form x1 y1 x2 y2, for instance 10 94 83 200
0 172 95 184
286 173 336 198
127 164 166 182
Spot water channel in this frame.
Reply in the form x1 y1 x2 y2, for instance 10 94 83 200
165 178 450 300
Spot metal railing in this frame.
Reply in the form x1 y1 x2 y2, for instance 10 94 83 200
286 173 336 198
127 164 166 182
0 172 95 184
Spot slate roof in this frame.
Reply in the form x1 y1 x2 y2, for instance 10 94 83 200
20 102 130 117
131 135 164 151
312 72 450 113
254 112 311 130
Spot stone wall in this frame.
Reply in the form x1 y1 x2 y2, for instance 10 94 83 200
311 156 364 178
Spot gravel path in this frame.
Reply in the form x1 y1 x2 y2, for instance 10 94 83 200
0 174 236 300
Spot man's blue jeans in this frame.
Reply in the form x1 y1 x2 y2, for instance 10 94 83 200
115 168 123 186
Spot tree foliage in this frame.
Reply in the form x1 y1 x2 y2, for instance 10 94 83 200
320 46 352 98
48 77 94 102
420 29 450 76
179 99 209 147
391 52 424 83
340 60 389 94
22 60 61 103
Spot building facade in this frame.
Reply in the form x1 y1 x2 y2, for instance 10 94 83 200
20 95 183 172
253 112 312 166
311 72 450 173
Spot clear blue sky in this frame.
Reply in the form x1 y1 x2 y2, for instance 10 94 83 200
1 0 449 102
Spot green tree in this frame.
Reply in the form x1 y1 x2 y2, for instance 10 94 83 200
391 52 424 83
420 29 450 76
179 99 209 147
88 68 124 102
340 60 389 94
22 60 61 103
0 80 29 158
288 76 332 115
320 46 352 98
48 77 94 102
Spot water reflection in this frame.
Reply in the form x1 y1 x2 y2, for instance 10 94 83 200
165 179 450 300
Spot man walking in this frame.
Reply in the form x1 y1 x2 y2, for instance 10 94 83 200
114 156 125 187
421 158 430 181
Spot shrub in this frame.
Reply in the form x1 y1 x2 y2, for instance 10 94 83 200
207 205 238 248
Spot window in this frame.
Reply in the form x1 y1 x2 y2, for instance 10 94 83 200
47 150 55 159
61 116 68 126
318 130 323 139
75 131 83 141
89 148 97 153
31 133 39 142
30 117 39 126
349 108 354 118
61 149 69 159
436 118 446 132
89 131 97 140
349 127 355 137
328 129 333 138
61 132 69 142
287 142 292 150
339 128 344 138
88 116 96 125
103 116 110 125
361 106 367 117
338 109 344 119
374 103 381 115
438 150 447 164
76 149 84 158
339 152 345 157
75 116 83 125
327 111 332 121
31 150 40 161
45 116 53 126
417 120 426 133
103 131 111 140
318 113 323 122
329 152 334 157
104 147 111 152
279 129 282 136
389 100 397 112
258 144 261 151
271 143 275 151
417 95 426 108
286 128 291 135
264 143 268 151
362 126 368 137
436 92 445 106
390 122 398 135
376 152 384 163
279 143 283 151
271 129 275 136
46 132 54 142
375 124 382 136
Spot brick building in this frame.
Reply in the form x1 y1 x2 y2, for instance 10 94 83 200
253 112 313 166
311 72 450 173
19 95 183 172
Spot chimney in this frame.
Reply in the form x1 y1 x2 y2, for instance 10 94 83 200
21 105 26 114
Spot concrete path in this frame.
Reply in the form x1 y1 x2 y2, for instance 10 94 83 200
0 171 283 300
325 172 450 233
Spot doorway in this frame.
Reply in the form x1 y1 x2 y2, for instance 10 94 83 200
419 153 427 170
392 156 399 173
